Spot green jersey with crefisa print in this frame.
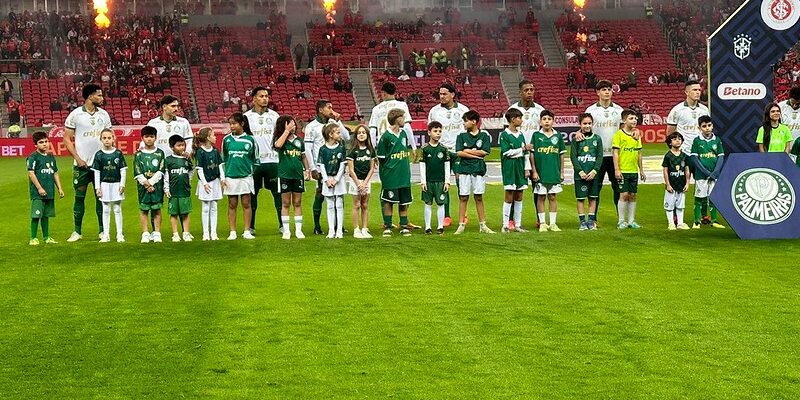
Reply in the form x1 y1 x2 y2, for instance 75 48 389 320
134 148 166 203
221 133 258 178
27 151 58 200
690 134 724 179
421 143 449 182
317 143 346 177
347 146 375 180
92 149 126 183
532 130 566 185
376 130 412 190
662 150 688 191
456 130 491 176
277 136 305 180
499 130 527 187
570 133 603 178
165 155 193 197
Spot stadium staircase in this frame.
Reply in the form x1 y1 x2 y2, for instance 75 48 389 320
178 30 201 124
288 24 309 70
1 74 22 129
349 70 377 120
499 67 522 105
538 21 566 68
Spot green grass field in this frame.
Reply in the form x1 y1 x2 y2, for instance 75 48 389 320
1 156 799 398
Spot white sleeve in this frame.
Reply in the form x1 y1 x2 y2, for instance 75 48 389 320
419 161 427 185
196 167 207 185
403 123 417 150
119 167 127 187
503 148 524 158
148 171 163 185
183 121 194 156
92 169 101 188
524 154 532 170
135 173 148 185
318 162 330 180
334 160 346 181
304 126 317 172
163 170 170 192
219 164 226 181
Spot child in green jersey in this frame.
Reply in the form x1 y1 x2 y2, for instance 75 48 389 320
274 116 311 240
690 115 726 229
570 113 603 230
193 127 224 240
662 132 691 230
530 109 566 232
92 129 127 242
499 108 530 232
612 109 645 229
347 124 376 238
420 121 451 235
377 109 413 237
134 126 166 243
317 123 347 239
165 135 194 242
221 112 258 240
455 110 495 234
26 131 64 245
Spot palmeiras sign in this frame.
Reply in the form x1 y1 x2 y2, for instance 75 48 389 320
708 0 800 153
710 153 800 240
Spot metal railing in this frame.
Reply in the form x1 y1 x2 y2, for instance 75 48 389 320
314 54 400 71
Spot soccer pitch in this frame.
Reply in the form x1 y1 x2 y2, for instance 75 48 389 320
1 156 799 398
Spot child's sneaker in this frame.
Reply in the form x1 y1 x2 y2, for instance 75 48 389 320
313 227 324 235
202 233 210 241
479 224 495 234
44 237 58 244
295 230 305 239
443 216 452 227
172 233 181 242
152 232 163 242
29 238 40 246
711 222 726 229
589 221 598 230
539 223 549 232
326 232 335 239
617 221 628 230
66 232 82 242
116 234 125 243
99 234 111 243
425 228 433 235
407 222 421 230
335 231 344 239
668 223 677 230
692 223 701 229
514 226 529 233
501 226 510 233
548 224 561 232
677 223 690 230
354 228 364 239
579 222 588 231
141 232 151 243
437 228 444 235
702 216 712 225
227 231 237 240
382 228 392 237
361 229 372 238
400 228 412 236
242 231 255 240
454 223 466 235
182 232 193 242
628 222 642 229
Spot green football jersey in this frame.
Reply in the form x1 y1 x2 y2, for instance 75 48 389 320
456 130 491 176
376 129 412 190
421 143 449 182
662 151 688 191
277 135 306 180
570 133 603 178
532 130 566 184
791 140 800 168
92 149 127 183
134 148 165 204
317 142 346 177
221 133 258 178
347 146 375 180
690 134 724 179
498 130 527 187
27 151 58 200
165 155 193 197
195 146 223 182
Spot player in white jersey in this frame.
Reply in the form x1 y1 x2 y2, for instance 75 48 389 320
778 86 800 140
244 86 282 235
369 82 418 151
428 83 469 225
145 95 194 157
64 84 113 242
304 99 350 234
666 80 709 155
507 79 545 227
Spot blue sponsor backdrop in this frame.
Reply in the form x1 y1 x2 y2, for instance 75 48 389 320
708 0 800 153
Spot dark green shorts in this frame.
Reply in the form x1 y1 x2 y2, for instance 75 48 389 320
574 176 602 199
139 202 163 211
254 163 278 192
619 173 639 194
31 199 55 218
277 177 305 193
72 166 95 190
168 196 192 215
381 186 412 205
421 181 448 205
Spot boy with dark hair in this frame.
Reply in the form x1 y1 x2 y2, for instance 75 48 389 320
134 126 166 243
530 109 566 232
662 132 691 230
455 110 494 234
164 135 194 242
27 131 64 245
690 115 725 228
420 121 450 235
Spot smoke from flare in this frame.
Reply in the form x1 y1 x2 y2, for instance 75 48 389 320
94 0 110 29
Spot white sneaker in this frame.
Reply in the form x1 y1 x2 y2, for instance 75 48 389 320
539 223 549 232
183 232 193 242
141 232 151 243
67 232 82 242
227 231 237 240
172 233 181 242
479 224 496 234
295 230 305 239
668 223 677 231
152 232 162 243
242 231 255 240
335 231 344 239
210 233 219 241
116 234 125 243
186 232 195 240
99 234 110 243
353 228 364 239
326 232 335 239
282 230 291 240
202 233 210 241
548 224 561 232
677 223 691 230
454 223 466 235
361 228 373 238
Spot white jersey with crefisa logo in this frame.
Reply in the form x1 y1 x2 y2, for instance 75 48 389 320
245 108 280 164
304 117 350 172
508 101 545 144
585 102 623 157
145 116 193 157
427 102 470 150
64 106 112 165
666 101 709 153
778 99 800 140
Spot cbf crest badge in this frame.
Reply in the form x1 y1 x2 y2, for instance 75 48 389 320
733 33 752 60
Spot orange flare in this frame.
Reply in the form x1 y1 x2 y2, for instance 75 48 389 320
93 0 110 29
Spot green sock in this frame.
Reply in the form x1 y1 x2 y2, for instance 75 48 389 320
701 197 709 218
95 195 103 233
383 215 392 228
444 195 450 218
313 193 324 228
41 217 50 238
693 197 703 223
73 195 86 234
710 201 719 222
31 218 39 239
273 190 283 228
399 216 409 228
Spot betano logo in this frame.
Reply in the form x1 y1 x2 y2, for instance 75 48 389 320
717 83 767 100
731 168 795 225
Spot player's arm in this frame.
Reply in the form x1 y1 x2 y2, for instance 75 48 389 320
301 153 311 180
443 160 451 188
183 121 194 157
54 170 64 197
784 141 792 154
612 146 621 180
589 138 603 179
683 164 691 192
637 148 645 182
665 107 678 136
303 127 317 171
164 169 171 197
63 127 86 167
419 161 427 190
336 120 351 142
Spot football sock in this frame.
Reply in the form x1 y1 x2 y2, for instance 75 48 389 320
502 202 511 227
437 205 445 229
31 218 39 239
589 213 596 222
273 190 283 228
579 214 586 223
250 190 259 230
112 202 123 236
95 194 104 234
701 197 709 218
383 214 392 228
399 215 409 229
102 202 111 237
201 201 211 236
313 192 324 229
335 196 344 236
73 194 86 234
424 204 432 230
325 196 336 235
444 193 450 217
617 200 628 223
694 196 703 223
41 217 49 238
294 216 303 233
666 211 674 224
627 201 637 223
676 208 685 224
710 201 719 222
549 212 557 225
209 201 219 235
513 200 522 227
281 216 290 234
537 212 545 223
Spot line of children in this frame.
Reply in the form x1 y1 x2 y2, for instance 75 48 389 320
27 131 64 245
420 121 450 235
92 128 127 242
347 124 376 238
318 123 347 239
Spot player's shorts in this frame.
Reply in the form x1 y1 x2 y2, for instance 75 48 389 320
99 182 125 203
534 183 563 195
382 186 413 205
72 166 95 190
196 179 223 201
663 190 686 211
138 186 164 206
31 199 55 219
422 181 448 205
168 196 192 215
574 177 601 199
458 174 486 195
619 173 639 193
694 179 716 198
253 162 278 192
223 176 255 196
277 177 305 193
348 178 372 195
321 177 347 197
139 201 163 211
